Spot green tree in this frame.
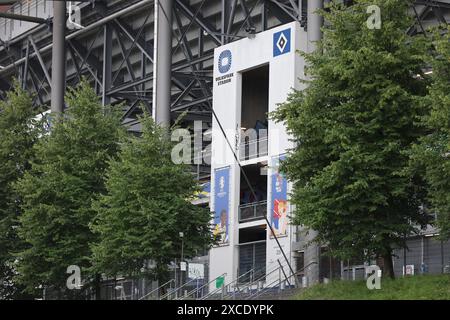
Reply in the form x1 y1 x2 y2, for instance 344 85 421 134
410 26 450 239
15 81 122 298
272 0 430 278
0 84 41 299
91 114 212 283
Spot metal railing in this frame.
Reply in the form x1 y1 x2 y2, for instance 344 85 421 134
239 200 267 222
219 262 287 300
178 273 227 300
240 136 268 161
186 260 319 300
249 261 318 300
223 266 267 300
138 279 175 300
248 274 291 300
160 277 198 300
200 268 257 300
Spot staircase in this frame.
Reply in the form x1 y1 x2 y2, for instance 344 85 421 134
168 261 317 300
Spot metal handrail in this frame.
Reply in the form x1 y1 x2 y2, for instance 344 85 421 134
240 135 269 147
216 266 266 299
178 273 227 300
221 262 287 300
239 200 267 210
249 275 286 300
138 279 175 300
200 268 255 300
240 136 269 160
249 266 299 300
249 261 318 300
161 277 198 300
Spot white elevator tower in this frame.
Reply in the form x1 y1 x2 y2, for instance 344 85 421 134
209 22 308 292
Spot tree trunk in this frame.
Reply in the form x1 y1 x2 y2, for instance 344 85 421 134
382 252 395 279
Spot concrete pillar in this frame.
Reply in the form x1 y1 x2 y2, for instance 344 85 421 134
51 1 66 114
304 0 323 286
307 0 323 52
153 0 173 127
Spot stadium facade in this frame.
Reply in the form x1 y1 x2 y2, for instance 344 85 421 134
0 0 449 299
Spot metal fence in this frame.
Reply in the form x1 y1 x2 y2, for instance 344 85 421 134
326 235 450 281
96 262 210 300
392 235 450 277
99 277 157 300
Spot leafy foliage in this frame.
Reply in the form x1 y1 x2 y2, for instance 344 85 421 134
0 83 41 299
410 26 450 239
91 114 213 281
272 0 430 273
15 81 123 297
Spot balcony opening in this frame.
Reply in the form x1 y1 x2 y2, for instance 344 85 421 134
239 163 267 223
240 64 269 161
239 225 266 244
238 225 267 282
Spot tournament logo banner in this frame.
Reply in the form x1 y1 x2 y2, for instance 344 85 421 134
270 156 288 237
213 167 230 245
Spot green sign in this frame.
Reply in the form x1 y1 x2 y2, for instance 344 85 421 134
215 276 225 288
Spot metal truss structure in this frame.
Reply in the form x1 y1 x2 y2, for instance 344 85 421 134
0 0 448 178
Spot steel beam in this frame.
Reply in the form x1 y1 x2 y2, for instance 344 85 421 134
221 0 233 44
68 40 103 88
68 44 82 83
114 19 153 63
0 0 153 76
29 36 52 88
22 40 30 90
0 0 447 126
0 12 47 24
111 13 151 86
175 0 222 45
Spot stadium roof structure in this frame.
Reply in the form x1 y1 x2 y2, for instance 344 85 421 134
0 0 448 178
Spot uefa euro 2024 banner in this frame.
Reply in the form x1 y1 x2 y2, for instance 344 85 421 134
271 155 288 238
213 167 230 245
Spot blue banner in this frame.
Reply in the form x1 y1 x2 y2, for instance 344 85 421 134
213 167 230 245
271 156 288 237
194 182 211 200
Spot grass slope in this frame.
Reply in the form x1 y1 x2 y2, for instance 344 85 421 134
295 275 450 300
